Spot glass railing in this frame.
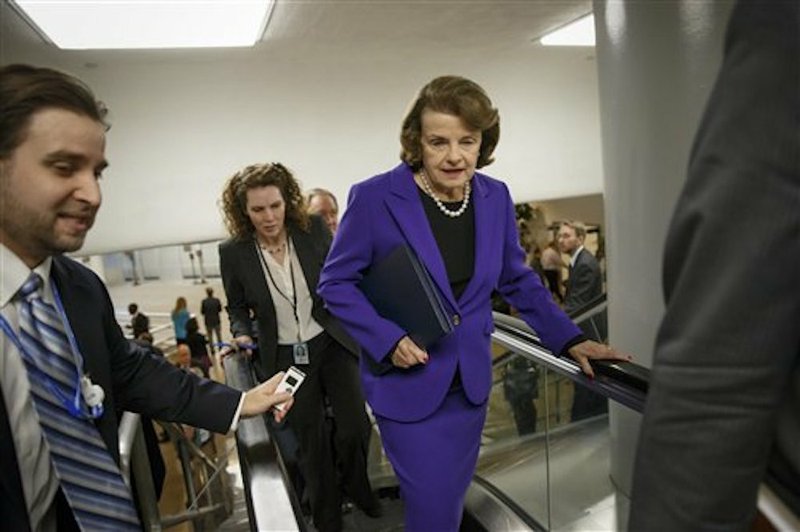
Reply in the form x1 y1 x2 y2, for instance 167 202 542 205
216 297 648 531
472 310 649 531
218 299 794 531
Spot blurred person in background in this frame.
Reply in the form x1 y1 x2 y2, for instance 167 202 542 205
185 317 211 377
200 287 223 352
171 296 190 345
306 187 340 234
540 240 564 303
128 302 149 338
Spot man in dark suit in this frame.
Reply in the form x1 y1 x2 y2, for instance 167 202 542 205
200 287 223 352
630 1 799 529
558 220 608 420
559 220 608 341
0 64 293 531
128 302 150 338
558 221 603 323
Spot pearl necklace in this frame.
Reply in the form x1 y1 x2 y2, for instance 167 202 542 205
419 169 471 218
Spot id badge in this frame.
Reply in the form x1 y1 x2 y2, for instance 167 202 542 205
292 342 310 365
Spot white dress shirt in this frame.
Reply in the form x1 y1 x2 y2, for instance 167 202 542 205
256 238 324 345
0 244 59 531
569 245 586 268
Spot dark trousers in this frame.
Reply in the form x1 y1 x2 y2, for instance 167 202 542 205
277 332 373 532
204 321 222 351
510 396 538 436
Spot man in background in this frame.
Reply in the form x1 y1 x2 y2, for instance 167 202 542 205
200 287 222 352
558 221 606 340
558 220 608 421
0 63 292 530
128 302 149 338
630 1 799 529
307 187 339 234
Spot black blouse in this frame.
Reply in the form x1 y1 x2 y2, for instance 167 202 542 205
418 187 475 300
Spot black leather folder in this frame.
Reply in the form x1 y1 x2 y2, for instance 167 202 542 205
358 245 454 348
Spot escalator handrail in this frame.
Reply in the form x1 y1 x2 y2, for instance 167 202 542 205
223 351 306 532
564 292 607 321
569 297 608 326
492 311 650 413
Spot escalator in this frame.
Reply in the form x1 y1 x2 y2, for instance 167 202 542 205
125 292 794 530
472 309 648 531
221 294 650 531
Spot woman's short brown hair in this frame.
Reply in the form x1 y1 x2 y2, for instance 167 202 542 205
220 162 309 240
400 75 500 171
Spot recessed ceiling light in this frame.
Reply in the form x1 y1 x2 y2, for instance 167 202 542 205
540 14 595 47
11 0 275 50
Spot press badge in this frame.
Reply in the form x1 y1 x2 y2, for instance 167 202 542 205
292 342 310 365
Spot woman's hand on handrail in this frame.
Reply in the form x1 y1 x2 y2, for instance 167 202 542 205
568 340 632 379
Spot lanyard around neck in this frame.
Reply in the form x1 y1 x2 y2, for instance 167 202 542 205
0 277 103 419
256 237 302 341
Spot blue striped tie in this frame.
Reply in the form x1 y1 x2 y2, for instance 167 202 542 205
16 273 140 530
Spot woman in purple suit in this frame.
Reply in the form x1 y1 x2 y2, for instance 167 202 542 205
318 76 630 531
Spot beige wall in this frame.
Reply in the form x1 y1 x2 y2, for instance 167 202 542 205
534 193 605 229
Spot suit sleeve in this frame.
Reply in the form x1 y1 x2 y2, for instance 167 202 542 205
563 260 596 315
629 2 800 529
313 214 334 254
219 241 255 339
318 183 407 363
494 184 582 354
93 277 240 434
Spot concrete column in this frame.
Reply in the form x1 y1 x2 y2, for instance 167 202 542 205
593 0 734 499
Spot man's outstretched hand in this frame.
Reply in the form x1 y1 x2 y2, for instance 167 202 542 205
241 371 294 422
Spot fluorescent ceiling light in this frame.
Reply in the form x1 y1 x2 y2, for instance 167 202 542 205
12 0 275 50
540 13 595 46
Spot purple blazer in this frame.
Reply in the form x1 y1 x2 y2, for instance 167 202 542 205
318 163 580 422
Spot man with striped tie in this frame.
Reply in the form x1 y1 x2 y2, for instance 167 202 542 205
0 64 294 531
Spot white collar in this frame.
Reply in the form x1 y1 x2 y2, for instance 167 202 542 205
569 245 585 268
1 244 54 308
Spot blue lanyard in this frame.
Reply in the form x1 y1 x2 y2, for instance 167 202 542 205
0 278 103 420
215 341 258 351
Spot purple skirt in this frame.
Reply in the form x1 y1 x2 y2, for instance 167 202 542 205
375 389 488 531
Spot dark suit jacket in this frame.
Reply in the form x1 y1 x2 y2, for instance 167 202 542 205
630 1 800 529
563 248 603 315
564 248 607 341
0 256 242 530
131 312 149 337
219 215 358 379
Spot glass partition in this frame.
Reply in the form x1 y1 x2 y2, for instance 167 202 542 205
475 311 647 531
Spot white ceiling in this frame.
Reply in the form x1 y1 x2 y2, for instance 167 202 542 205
1 1 601 254
3 1 592 65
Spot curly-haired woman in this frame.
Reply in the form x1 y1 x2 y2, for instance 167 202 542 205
218 162 378 532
